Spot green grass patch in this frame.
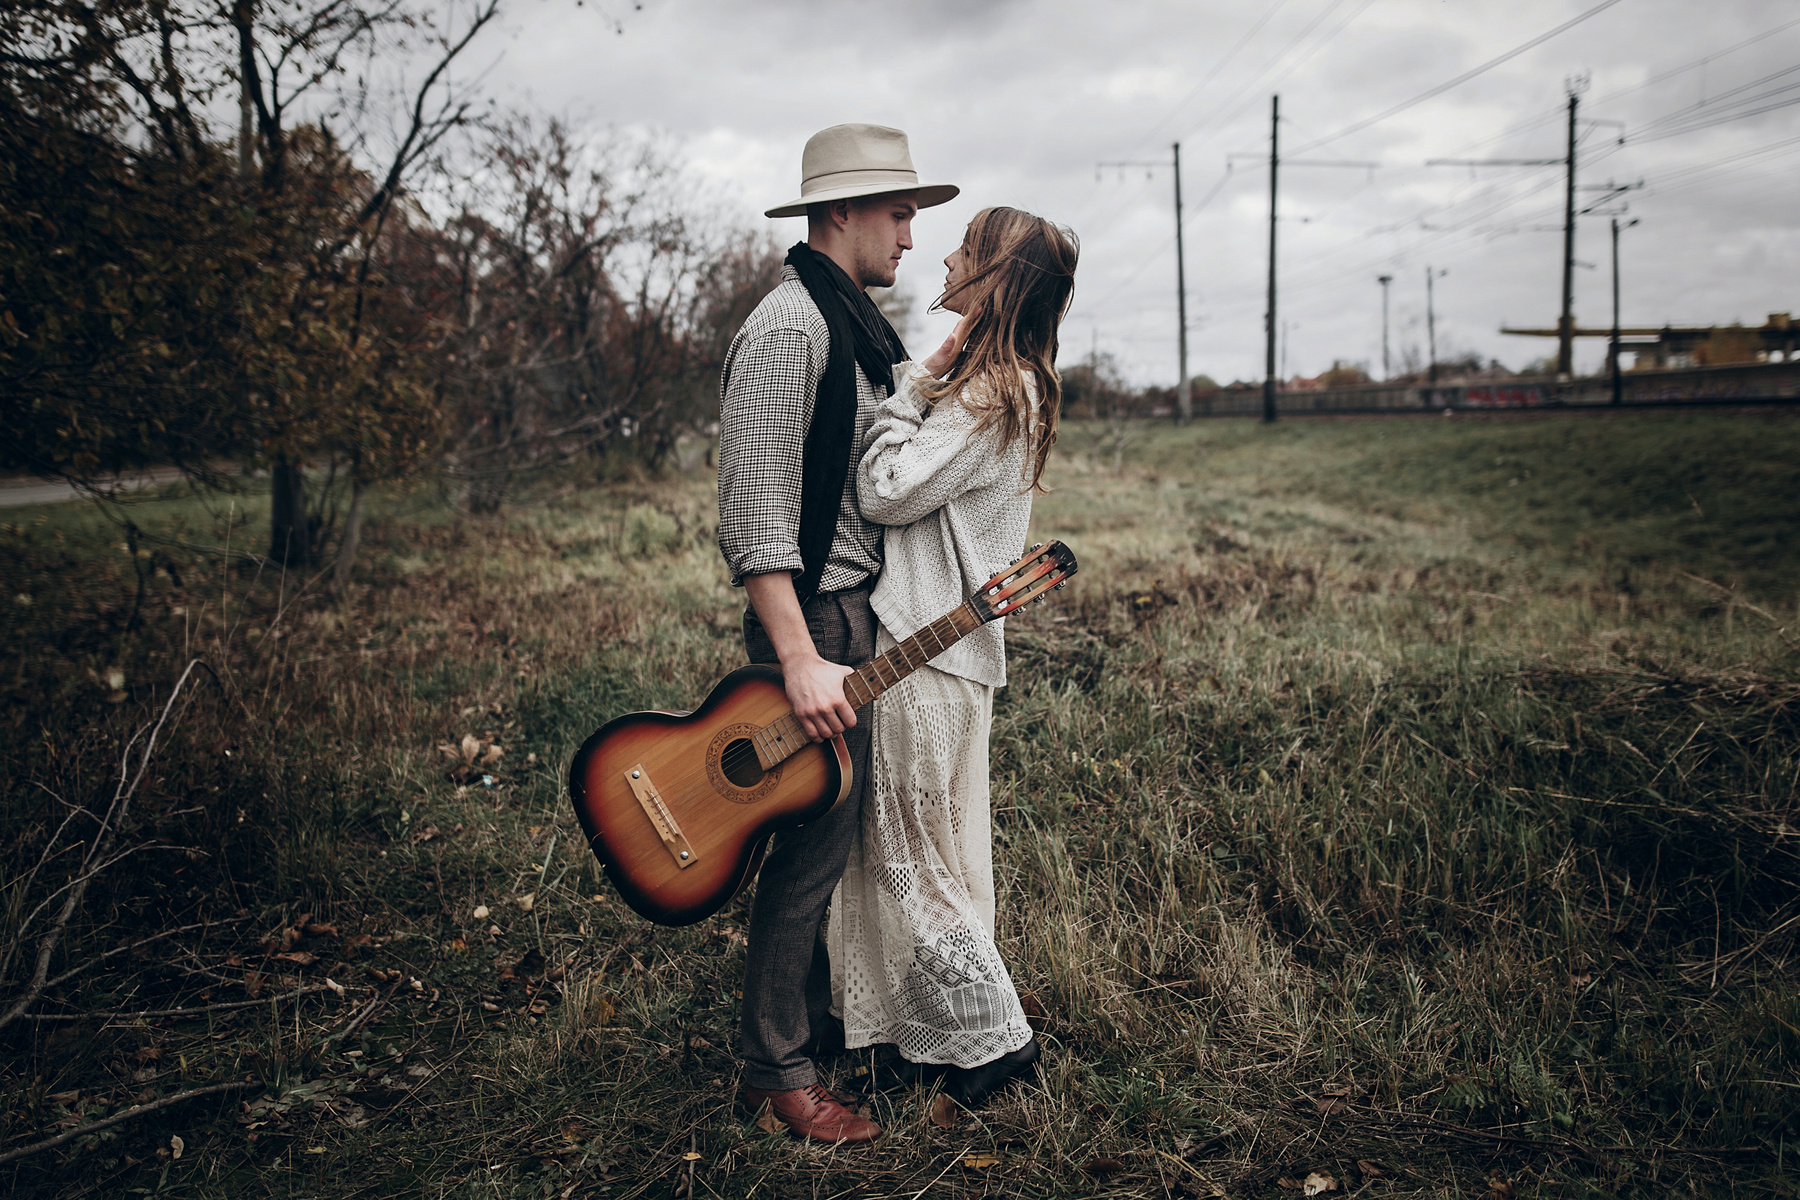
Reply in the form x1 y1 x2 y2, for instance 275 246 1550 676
2 414 1797 1198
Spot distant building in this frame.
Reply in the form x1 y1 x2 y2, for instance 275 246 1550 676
1501 312 1797 372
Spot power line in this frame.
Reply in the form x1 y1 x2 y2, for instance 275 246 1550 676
1289 0 1629 156
1426 13 1800 164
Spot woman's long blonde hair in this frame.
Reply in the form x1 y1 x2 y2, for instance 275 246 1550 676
918 206 1078 490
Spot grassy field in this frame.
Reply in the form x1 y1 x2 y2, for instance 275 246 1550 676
2 410 1798 1198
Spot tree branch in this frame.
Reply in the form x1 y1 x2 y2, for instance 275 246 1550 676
25 982 340 1022
0 1080 259 1166
0 660 212 1034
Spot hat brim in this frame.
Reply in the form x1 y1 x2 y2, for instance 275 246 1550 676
765 182 959 219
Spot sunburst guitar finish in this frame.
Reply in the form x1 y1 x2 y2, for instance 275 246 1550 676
568 540 1079 926
568 666 849 926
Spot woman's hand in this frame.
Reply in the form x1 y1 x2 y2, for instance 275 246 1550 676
922 312 975 376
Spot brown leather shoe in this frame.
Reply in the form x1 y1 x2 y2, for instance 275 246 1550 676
744 1083 882 1144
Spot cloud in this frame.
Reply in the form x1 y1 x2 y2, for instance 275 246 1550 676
477 0 1800 383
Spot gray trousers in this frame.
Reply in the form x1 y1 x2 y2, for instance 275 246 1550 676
738 586 875 1091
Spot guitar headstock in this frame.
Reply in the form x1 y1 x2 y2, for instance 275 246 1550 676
968 540 1079 623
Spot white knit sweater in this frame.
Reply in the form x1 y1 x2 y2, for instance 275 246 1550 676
858 361 1037 689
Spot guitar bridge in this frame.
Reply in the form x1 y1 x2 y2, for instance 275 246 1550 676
624 764 697 869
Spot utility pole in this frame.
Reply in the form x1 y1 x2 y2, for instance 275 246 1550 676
1425 267 1446 385
1557 74 1589 377
1377 274 1393 380
1263 95 1279 424
1173 142 1190 421
1610 216 1638 405
1096 145 1192 420
1246 97 1377 423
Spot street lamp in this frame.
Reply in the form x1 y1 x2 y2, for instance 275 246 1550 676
1377 274 1394 380
1610 217 1639 405
1425 266 1448 385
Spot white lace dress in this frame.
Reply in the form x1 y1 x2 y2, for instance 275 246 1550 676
827 362 1036 1069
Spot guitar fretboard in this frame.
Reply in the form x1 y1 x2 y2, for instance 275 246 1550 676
751 601 986 771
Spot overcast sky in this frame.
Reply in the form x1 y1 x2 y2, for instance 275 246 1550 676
474 0 1800 386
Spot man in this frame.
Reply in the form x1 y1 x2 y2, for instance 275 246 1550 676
716 123 957 1144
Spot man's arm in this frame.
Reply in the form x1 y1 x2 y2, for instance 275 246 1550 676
743 572 858 742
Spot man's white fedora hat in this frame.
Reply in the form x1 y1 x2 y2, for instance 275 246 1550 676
765 123 959 219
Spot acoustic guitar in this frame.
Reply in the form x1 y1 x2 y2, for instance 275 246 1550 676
568 540 1079 925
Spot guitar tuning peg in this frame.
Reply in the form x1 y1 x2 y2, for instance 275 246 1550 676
1053 580 1067 590
1030 542 1043 551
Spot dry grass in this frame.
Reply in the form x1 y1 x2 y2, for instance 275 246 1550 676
2 411 1798 1198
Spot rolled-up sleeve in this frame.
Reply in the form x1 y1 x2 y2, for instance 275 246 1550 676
718 328 815 586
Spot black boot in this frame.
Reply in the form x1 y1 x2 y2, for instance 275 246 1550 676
852 1047 947 1094
944 1036 1041 1108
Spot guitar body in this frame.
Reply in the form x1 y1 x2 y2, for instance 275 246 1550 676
567 664 850 926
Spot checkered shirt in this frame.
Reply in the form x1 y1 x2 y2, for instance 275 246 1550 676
717 265 885 592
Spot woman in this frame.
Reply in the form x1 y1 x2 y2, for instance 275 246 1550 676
829 206 1078 1107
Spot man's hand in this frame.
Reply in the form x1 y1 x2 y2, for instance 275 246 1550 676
742 571 859 743
922 312 974 376
781 652 858 743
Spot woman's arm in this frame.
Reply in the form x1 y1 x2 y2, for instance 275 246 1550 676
856 363 1014 527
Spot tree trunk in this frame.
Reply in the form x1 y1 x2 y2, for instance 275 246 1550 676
268 456 311 566
329 478 367 595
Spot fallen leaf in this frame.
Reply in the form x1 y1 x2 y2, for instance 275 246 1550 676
962 1153 1000 1169
517 892 535 912
1312 1096 1347 1116
450 938 468 952
1487 1175 1516 1200
169 1135 184 1159
755 1104 787 1135
48 1090 80 1105
134 1047 164 1064
472 905 490 920
273 951 317 967
481 743 505 766
681 1151 702 1162
460 733 480 763
1321 1082 1354 1098
1304 1171 1339 1196
929 1092 961 1129
302 922 339 938
1084 1157 1123 1177
1357 1159 1385 1178
410 824 442 845
559 1119 586 1143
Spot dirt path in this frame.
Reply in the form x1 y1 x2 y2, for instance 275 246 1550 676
0 467 207 508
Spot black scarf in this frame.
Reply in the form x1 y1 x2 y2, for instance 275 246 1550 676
785 242 908 602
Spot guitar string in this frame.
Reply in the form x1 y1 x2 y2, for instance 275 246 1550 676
599 572 1065 814
622 610 966 810
713 605 969 777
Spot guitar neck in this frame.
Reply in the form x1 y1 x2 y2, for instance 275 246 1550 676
845 601 985 709
753 600 986 771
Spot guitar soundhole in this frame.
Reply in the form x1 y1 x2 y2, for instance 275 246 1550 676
720 739 764 788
